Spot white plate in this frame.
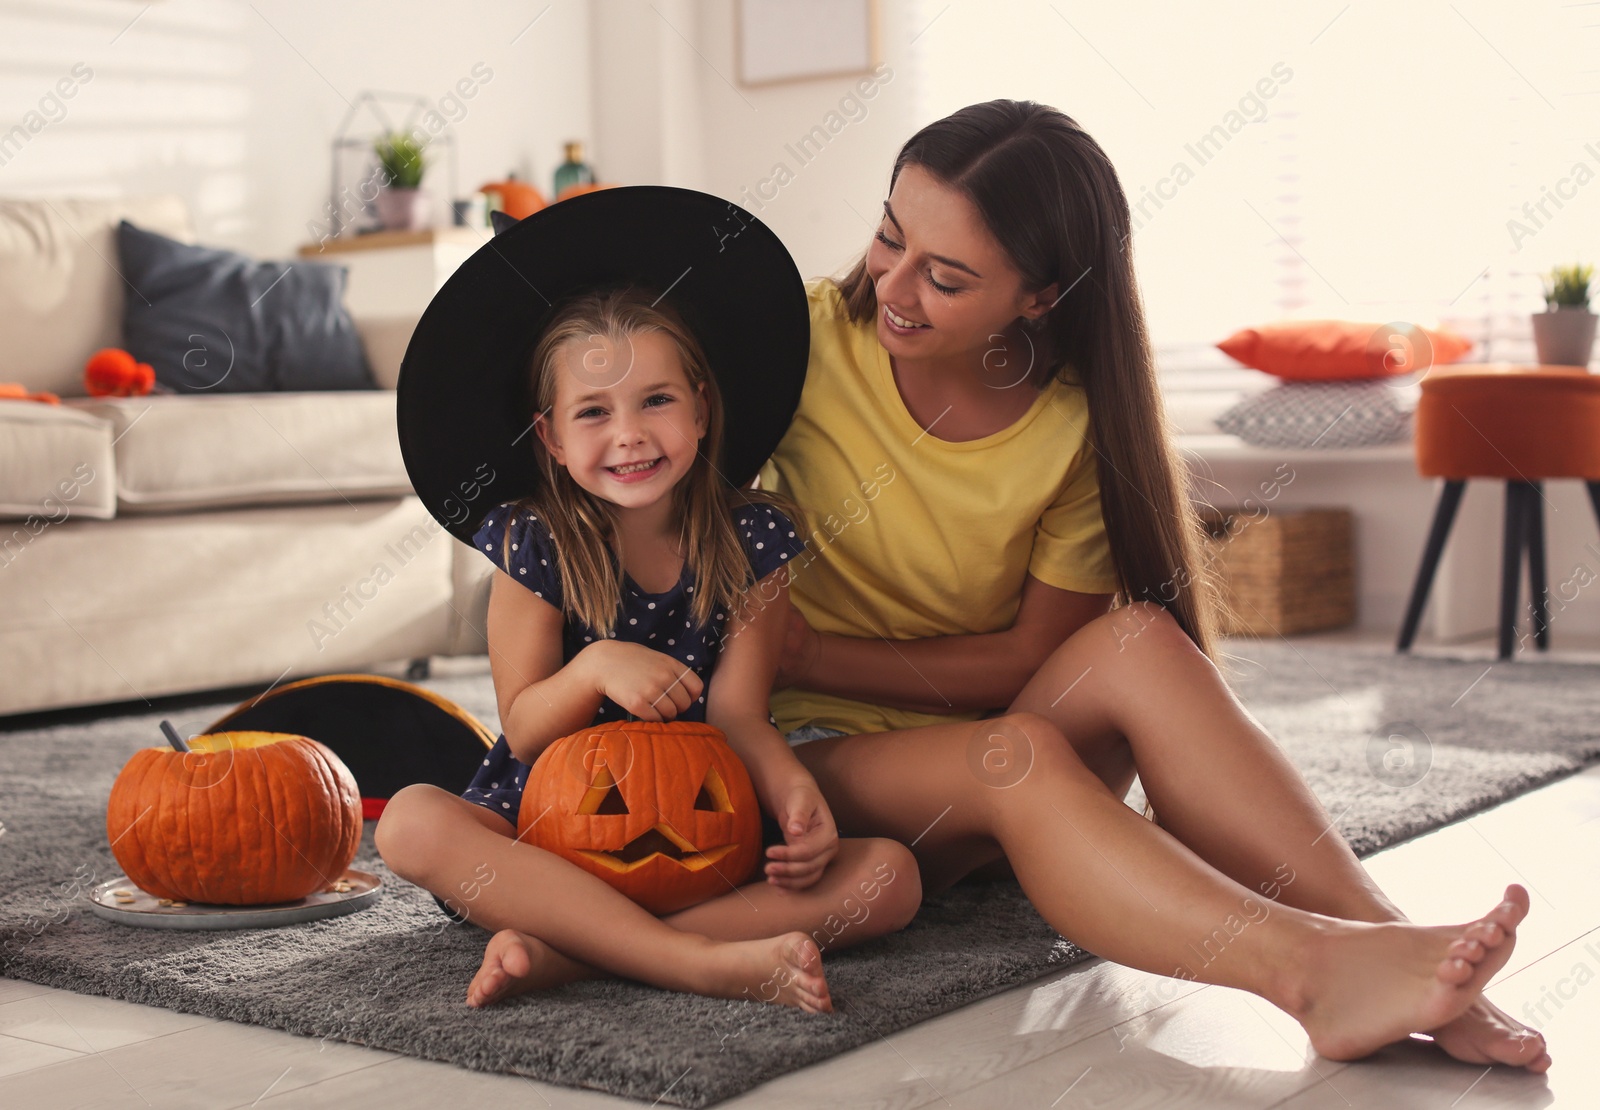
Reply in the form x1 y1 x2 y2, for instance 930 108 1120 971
86 869 381 930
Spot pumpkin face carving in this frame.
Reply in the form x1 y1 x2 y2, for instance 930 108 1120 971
105 731 362 905
518 721 761 914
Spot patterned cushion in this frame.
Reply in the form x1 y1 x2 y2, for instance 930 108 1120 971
1215 381 1417 448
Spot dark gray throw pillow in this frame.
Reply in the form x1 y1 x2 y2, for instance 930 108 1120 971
117 220 375 392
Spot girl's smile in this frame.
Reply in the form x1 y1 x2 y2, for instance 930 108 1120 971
535 330 708 514
606 456 666 481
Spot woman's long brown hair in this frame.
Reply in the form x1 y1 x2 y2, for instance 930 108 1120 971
836 99 1221 658
502 289 805 638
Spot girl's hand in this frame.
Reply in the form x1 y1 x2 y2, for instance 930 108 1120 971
579 640 704 720
763 781 839 890
774 607 820 690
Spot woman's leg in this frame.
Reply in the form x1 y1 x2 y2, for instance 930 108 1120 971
793 710 1528 1062
1003 602 1549 1068
376 784 918 1007
375 784 833 1011
1005 603 1393 918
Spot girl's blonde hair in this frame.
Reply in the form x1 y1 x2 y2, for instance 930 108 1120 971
501 288 805 637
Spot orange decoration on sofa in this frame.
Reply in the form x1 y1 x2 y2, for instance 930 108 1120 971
106 731 363 904
84 348 156 397
518 720 761 915
1217 320 1473 380
0 383 60 404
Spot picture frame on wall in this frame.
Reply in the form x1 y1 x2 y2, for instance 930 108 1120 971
735 0 880 87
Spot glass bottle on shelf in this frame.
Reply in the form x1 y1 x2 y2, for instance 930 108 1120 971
553 141 595 199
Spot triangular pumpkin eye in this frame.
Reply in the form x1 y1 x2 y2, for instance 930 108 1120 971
577 765 629 815
694 765 733 812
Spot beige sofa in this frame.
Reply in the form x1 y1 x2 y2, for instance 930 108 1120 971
0 196 493 719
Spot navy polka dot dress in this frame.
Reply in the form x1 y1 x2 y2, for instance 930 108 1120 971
459 499 807 821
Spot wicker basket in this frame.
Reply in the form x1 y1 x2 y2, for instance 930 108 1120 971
1197 506 1355 636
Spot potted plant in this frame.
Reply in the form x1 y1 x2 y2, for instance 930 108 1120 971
372 132 432 232
1532 262 1596 368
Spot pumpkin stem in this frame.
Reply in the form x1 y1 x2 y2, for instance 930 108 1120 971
159 719 191 752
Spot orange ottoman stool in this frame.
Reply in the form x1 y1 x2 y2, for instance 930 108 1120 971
1396 364 1600 658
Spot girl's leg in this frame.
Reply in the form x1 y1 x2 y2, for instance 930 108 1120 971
793 710 1528 1062
374 785 829 1011
467 834 918 1007
1004 602 1548 1068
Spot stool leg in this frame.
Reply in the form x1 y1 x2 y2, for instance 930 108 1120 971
1499 481 1530 660
1525 482 1549 651
1588 482 1600 536
1397 479 1467 652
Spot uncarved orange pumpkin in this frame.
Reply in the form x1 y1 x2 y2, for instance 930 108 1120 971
519 720 760 914
106 731 363 905
555 182 617 202
480 177 547 219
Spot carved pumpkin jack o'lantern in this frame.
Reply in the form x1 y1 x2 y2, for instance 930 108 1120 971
518 721 761 914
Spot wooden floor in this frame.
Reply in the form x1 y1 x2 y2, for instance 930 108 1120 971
3 637 1596 1108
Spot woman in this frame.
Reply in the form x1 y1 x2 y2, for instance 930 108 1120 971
758 99 1549 1069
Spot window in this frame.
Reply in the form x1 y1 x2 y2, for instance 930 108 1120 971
911 1 1600 382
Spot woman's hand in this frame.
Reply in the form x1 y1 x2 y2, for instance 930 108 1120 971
577 640 704 721
763 779 839 890
774 606 821 690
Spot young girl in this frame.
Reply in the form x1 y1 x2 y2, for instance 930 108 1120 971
757 99 1546 1069
377 288 920 1012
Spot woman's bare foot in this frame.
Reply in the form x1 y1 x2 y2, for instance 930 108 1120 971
1425 999 1552 1072
704 932 832 1013
1289 885 1529 1061
466 928 598 1008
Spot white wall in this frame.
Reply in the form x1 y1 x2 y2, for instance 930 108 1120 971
0 0 594 258
589 0 924 283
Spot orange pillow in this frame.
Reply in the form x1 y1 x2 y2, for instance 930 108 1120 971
1216 320 1472 380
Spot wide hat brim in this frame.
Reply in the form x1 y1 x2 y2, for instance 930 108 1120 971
397 185 809 545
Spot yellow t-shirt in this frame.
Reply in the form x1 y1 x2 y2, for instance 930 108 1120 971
758 278 1119 737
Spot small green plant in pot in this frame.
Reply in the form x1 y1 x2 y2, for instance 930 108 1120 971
1532 262 1596 369
372 132 432 232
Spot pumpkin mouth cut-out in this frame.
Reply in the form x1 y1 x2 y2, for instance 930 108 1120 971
573 762 740 873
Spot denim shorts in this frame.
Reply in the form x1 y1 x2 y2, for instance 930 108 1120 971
431 723 850 924
784 724 849 747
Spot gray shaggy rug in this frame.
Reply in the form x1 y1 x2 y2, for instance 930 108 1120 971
2 640 1597 1106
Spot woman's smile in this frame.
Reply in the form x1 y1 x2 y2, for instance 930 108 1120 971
882 304 931 334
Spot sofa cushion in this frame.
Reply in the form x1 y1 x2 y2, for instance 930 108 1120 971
63 391 413 512
0 196 193 398
0 496 456 717
118 220 375 393
0 401 117 523
353 315 419 392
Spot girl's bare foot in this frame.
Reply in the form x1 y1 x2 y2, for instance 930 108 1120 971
1290 885 1529 1061
705 932 832 1013
466 929 597 1008
1426 999 1552 1072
